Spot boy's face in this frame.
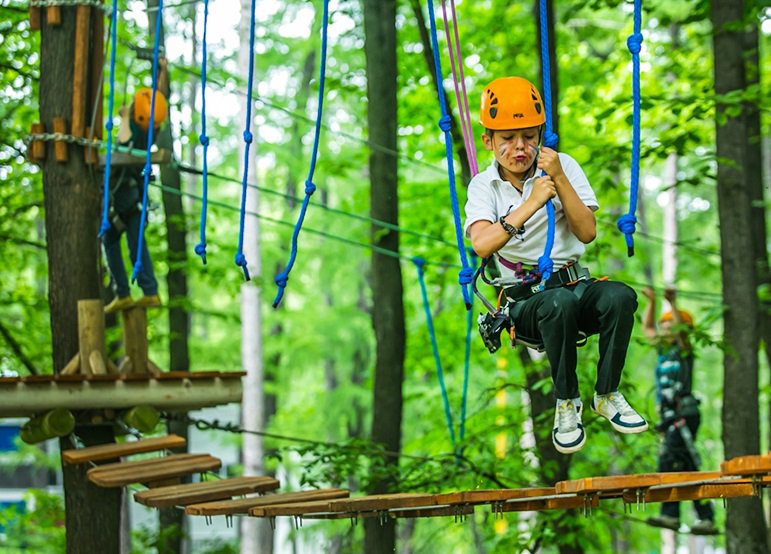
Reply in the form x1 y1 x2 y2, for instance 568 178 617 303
482 127 540 178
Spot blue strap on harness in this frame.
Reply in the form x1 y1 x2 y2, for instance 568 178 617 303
272 0 329 308
98 0 120 238
425 0 474 309
536 0 557 286
234 0 258 281
132 0 164 284
413 257 457 452
617 0 643 257
194 0 211 264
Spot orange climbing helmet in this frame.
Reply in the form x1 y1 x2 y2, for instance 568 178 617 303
480 76 545 130
659 310 694 327
132 88 168 131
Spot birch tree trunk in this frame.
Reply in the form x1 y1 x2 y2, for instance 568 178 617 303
237 0 268 551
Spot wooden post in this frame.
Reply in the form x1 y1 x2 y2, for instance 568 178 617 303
123 307 149 374
29 123 46 162
84 126 99 165
77 299 106 376
71 5 91 138
52 117 68 163
46 6 61 26
29 7 41 31
121 405 160 433
89 3 104 145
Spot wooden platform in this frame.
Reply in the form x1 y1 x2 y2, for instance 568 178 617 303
62 434 187 465
78 439 771 523
0 372 244 417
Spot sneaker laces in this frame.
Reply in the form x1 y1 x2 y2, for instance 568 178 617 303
557 400 579 432
607 392 637 417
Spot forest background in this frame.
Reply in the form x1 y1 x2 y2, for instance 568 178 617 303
0 0 769 552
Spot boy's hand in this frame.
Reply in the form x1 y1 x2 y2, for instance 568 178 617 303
536 146 564 179
528 175 557 208
664 287 677 303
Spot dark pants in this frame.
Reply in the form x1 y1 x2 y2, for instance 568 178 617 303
102 210 158 298
658 413 714 521
510 280 637 399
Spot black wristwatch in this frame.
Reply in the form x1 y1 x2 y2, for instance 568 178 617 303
499 216 525 238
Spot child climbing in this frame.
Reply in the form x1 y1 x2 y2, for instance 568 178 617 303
464 76 647 454
641 287 718 535
102 58 169 314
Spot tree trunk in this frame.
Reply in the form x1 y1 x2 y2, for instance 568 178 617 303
362 1 404 553
40 6 121 552
237 0 268 551
144 3 192 551
710 1 767 551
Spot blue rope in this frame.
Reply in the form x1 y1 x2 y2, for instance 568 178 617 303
537 0 557 285
617 0 643 257
425 0 473 309
98 0 119 238
272 0 329 308
194 0 211 265
132 0 164 284
234 0 258 281
459 248 476 445
413 257 457 451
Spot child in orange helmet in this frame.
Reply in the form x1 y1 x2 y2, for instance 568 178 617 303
465 76 647 454
641 287 717 535
102 58 169 314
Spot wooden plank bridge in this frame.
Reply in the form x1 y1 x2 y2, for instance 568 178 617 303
61 434 771 525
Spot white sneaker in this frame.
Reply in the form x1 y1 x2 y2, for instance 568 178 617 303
591 391 648 434
552 399 586 454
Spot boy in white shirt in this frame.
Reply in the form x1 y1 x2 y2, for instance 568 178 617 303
464 76 647 454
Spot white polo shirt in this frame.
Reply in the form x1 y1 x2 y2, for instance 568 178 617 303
464 153 598 280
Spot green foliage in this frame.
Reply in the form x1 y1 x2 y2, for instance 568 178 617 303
0 490 65 553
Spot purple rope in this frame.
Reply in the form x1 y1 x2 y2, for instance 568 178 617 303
440 0 478 176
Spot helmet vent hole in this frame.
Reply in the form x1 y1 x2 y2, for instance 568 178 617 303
535 103 542 114
489 107 498 119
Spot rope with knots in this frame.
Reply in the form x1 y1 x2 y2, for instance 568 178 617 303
234 0 258 280
425 0 474 309
617 0 643 257
272 0 330 307
131 1 165 284
194 0 211 264
98 0 120 239
536 0 557 287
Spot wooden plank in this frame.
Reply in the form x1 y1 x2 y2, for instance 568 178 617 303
251 497 350 518
389 505 475 519
500 494 598 513
52 117 68 162
29 7 41 31
62 435 186 465
721 453 771 476
435 488 555 506
78 300 104 376
135 476 280 508
187 488 349 516
30 123 45 161
71 4 91 138
330 493 440 513
87 453 221 487
123 307 149 375
555 471 721 494
623 483 756 504
46 6 61 26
